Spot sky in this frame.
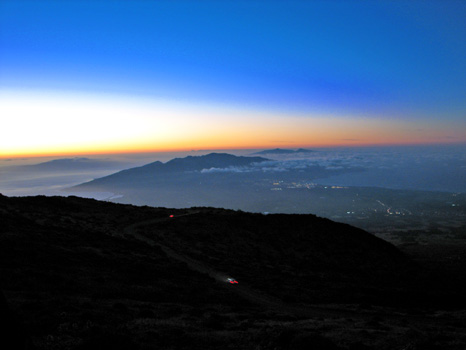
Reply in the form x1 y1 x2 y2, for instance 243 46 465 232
1 1 465 157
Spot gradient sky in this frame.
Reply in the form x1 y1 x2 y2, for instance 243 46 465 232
1 1 465 157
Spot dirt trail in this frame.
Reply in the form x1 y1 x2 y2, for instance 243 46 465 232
122 213 283 309
120 214 447 322
120 214 391 318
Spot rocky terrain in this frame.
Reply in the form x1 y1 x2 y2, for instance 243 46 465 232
1 194 466 349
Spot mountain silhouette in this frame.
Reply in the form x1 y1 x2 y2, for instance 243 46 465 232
140 152 268 172
74 153 269 188
252 148 314 155
19 157 124 172
70 153 361 210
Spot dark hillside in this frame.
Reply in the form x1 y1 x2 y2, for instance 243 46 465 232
1 194 465 350
0 195 245 349
138 211 421 305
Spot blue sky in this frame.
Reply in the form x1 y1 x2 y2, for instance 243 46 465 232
1 1 465 156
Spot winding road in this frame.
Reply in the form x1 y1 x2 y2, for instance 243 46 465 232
122 212 283 309
119 212 449 324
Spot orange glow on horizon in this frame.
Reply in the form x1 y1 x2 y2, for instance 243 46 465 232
2 139 464 160
1 89 464 159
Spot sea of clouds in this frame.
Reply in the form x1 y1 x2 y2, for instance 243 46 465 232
1 145 465 197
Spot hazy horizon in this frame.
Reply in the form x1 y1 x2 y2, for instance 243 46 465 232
1 1 465 158
1 1 465 206
1 144 464 200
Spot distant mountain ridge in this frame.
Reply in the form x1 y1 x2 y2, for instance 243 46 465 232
252 148 314 155
140 153 269 172
74 153 269 188
70 152 363 209
21 157 125 172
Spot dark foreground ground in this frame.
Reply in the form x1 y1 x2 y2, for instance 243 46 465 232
1 194 466 349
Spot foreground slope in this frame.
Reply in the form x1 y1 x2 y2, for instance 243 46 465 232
1 194 465 350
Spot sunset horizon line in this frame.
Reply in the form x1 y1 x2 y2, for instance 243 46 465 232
2 141 465 160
